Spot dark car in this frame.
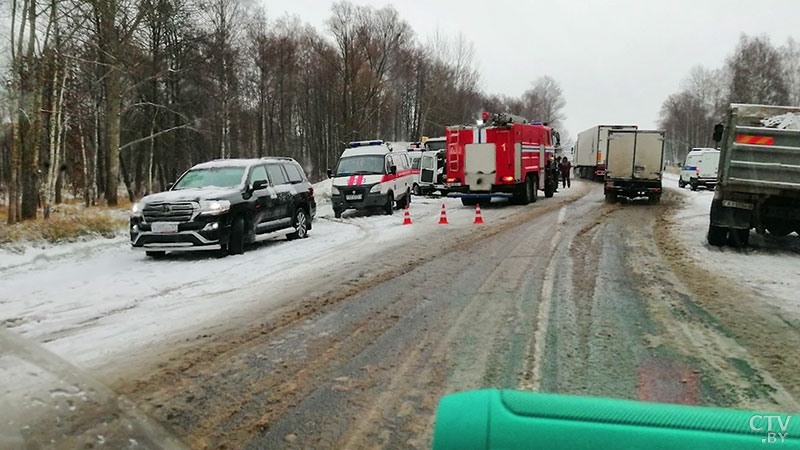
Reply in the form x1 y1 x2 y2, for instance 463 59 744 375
130 157 316 257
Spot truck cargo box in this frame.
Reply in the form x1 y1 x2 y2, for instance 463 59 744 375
603 129 665 203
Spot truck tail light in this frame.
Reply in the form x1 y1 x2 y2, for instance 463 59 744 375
695 167 700 173
447 177 457 183
502 176 514 182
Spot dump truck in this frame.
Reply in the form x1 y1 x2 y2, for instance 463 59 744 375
708 104 800 247
603 129 666 203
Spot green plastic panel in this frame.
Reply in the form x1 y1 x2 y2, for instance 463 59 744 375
433 390 799 450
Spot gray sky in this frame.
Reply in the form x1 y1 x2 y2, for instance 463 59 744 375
259 0 800 137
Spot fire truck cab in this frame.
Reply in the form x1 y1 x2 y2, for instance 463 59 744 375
445 113 558 206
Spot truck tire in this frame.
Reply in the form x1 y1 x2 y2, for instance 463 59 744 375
767 223 793 237
707 225 728 246
678 179 686 188
461 198 478 206
146 251 166 258
228 215 246 255
413 183 421 196
690 179 698 191
604 192 618 203
530 175 538 203
727 228 750 248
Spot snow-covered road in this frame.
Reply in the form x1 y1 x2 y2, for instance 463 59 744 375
662 173 800 322
0 181 524 371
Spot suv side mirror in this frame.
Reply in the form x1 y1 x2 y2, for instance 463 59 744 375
389 165 397 175
327 168 333 178
252 179 269 191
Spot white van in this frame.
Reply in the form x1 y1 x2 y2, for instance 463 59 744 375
328 140 413 218
680 148 720 190
408 149 447 196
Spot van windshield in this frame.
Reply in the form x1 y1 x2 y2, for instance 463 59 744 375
426 141 446 151
335 155 385 176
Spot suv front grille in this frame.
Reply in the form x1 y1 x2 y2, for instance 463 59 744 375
143 202 195 222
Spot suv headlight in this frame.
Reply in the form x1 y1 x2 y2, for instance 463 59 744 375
199 200 231 215
369 184 382 193
131 203 143 217
331 186 340 195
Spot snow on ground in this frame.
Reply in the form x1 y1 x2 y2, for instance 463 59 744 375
663 173 800 321
0 180 520 371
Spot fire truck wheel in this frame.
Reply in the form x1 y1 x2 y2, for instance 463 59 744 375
527 175 539 203
544 179 555 198
517 180 531 205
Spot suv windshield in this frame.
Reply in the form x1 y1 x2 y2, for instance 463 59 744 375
335 155 385 176
172 167 245 190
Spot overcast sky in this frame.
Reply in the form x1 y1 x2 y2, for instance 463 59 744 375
259 0 800 137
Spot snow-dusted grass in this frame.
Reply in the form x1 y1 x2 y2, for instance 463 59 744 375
663 173 800 321
0 201 128 246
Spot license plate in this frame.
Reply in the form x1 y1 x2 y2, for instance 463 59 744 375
346 194 362 201
722 200 754 210
151 222 179 233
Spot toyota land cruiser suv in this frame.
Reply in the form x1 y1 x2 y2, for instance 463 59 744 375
130 157 316 257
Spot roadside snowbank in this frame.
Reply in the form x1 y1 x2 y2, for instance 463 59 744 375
0 186 522 371
663 174 800 321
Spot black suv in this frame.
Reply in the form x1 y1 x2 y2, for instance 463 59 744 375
130 157 316 257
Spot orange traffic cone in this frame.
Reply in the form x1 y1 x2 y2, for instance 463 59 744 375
402 205 413 225
438 203 449 225
473 204 484 224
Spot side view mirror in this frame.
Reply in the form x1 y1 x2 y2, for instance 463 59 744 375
389 165 397 175
252 179 269 191
713 123 724 144
166 182 174 191
327 168 333 178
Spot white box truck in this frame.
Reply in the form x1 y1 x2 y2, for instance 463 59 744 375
575 125 638 180
603 129 666 203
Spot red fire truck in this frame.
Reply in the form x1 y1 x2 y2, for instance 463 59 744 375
445 112 559 206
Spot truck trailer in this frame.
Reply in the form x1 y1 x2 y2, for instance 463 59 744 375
708 104 800 247
603 129 666 203
575 125 638 180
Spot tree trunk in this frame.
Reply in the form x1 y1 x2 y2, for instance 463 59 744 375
104 66 122 205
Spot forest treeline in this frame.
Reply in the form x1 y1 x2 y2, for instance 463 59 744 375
0 0 567 223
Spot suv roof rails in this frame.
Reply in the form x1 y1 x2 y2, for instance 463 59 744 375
261 156 296 161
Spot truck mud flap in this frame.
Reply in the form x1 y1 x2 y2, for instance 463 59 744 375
710 198 752 229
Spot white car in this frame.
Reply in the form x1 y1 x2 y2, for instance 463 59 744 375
328 140 413 218
679 148 720 191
